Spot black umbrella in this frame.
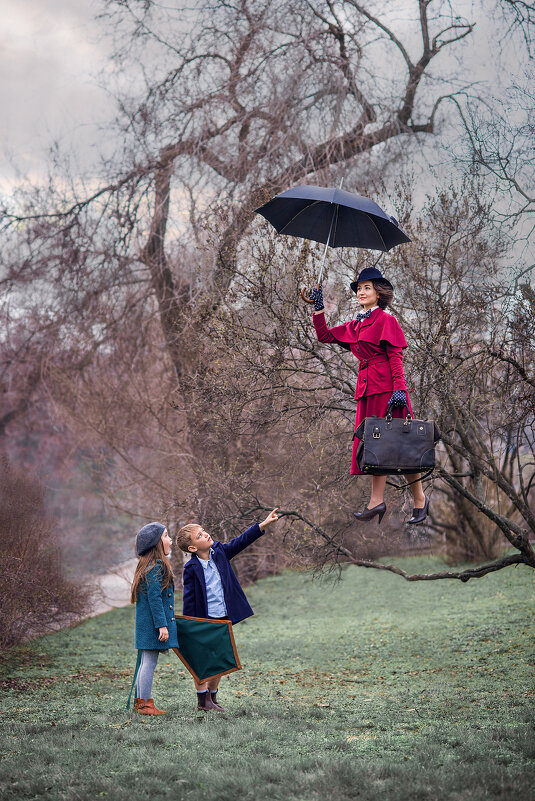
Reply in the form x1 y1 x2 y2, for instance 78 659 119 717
255 184 410 299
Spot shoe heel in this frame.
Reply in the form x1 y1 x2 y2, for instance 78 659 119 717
377 507 386 524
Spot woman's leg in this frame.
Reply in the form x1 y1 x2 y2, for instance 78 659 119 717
354 475 387 521
136 650 159 700
405 474 426 508
369 474 387 507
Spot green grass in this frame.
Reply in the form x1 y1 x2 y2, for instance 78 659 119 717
1 557 534 801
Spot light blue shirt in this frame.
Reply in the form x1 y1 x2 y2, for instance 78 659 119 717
198 549 227 618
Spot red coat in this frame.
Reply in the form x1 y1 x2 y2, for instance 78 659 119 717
313 308 412 475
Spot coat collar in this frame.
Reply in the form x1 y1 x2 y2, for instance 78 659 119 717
358 306 382 331
188 541 224 572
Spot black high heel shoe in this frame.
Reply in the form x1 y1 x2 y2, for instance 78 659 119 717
353 502 386 524
407 496 430 525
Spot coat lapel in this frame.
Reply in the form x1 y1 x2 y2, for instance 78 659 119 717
358 308 382 333
189 554 208 610
211 544 226 579
357 308 383 341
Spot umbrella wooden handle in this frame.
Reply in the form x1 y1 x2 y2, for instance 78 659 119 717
300 287 315 304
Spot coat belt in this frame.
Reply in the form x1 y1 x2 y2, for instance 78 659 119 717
359 354 389 368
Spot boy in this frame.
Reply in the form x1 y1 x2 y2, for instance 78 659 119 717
175 509 279 711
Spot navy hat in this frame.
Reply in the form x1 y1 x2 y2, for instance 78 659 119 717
350 267 393 294
136 522 166 556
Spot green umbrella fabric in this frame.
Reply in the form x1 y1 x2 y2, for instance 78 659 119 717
172 615 242 683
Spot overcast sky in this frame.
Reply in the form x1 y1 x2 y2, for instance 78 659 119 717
0 1 524 197
1 0 113 187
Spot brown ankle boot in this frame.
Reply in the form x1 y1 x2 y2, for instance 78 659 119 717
136 698 166 715
197 691 222 712
210 692 226 711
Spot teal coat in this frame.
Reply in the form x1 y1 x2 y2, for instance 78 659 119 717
134 563 178 650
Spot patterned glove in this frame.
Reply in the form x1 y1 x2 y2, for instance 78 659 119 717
310 284 324 311
389 390 407 408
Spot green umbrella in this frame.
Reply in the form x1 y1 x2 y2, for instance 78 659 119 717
172 615 242 683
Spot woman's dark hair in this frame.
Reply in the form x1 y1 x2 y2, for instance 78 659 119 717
373 280 394 309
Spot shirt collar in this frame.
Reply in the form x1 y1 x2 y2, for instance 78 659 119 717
198 547 214 566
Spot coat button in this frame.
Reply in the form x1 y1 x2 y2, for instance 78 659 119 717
169 604 173 609
168 592 172 597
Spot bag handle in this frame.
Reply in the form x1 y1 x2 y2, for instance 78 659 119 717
385 401 412 423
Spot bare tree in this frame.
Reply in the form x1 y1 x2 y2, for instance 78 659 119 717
3 2 533 584
1 0 475 500
195 181 535 580
497 0 535 53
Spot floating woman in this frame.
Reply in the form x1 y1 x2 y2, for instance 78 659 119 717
310 267 429 525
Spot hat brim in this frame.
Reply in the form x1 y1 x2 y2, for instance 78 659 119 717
350 278 393 293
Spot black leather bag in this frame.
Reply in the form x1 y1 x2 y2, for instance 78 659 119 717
355 406 441 476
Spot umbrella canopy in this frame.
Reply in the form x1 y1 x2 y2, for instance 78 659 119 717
255 185 410 252
172 615 242 684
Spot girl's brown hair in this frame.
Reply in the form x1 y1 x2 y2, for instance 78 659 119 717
373 280 394 309
130 538 174 603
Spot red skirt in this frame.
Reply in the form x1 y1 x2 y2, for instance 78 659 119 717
350 391 413 475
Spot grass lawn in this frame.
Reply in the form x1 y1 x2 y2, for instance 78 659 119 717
0 556 534 801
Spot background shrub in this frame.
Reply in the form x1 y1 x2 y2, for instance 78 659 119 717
0 459 91 650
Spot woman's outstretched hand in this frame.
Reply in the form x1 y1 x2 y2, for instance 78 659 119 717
388 390 407 408
311 284 324 311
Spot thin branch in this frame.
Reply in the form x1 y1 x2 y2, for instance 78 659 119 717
487 348 535 388
243 505 532 581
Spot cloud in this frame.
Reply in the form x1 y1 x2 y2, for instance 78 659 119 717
0 0 114 183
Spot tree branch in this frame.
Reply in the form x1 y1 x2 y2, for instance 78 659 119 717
243 505 533 581
436 468 534 564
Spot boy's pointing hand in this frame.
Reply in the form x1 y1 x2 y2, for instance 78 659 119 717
259 508 279 530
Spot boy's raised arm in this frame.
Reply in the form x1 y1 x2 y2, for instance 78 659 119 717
222 509 279 560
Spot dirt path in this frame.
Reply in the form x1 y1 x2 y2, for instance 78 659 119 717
88 558 138 617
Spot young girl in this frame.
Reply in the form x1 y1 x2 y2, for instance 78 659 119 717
127 522 178 715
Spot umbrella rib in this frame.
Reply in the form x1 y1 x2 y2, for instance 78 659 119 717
332 203 340 246
317 204 338 285
277 200 323 234
366 214 388 251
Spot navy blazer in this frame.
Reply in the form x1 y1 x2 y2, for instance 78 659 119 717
182 523 264 624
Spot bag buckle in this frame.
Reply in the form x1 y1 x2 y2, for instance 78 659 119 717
372 426 381 439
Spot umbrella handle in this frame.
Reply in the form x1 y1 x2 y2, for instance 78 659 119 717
300 287 315 304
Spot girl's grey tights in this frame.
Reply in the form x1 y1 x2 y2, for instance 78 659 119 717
137 650 159 699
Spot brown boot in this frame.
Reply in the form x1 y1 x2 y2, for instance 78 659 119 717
210 692 226 712
197 691 222 712
136 698 166 715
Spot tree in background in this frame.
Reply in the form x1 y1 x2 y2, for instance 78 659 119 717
185 180 534 580
1 1 533 584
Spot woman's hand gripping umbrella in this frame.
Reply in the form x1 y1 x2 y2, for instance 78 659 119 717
254 183 410 302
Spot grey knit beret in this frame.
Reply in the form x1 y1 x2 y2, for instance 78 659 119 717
136 522 166 556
